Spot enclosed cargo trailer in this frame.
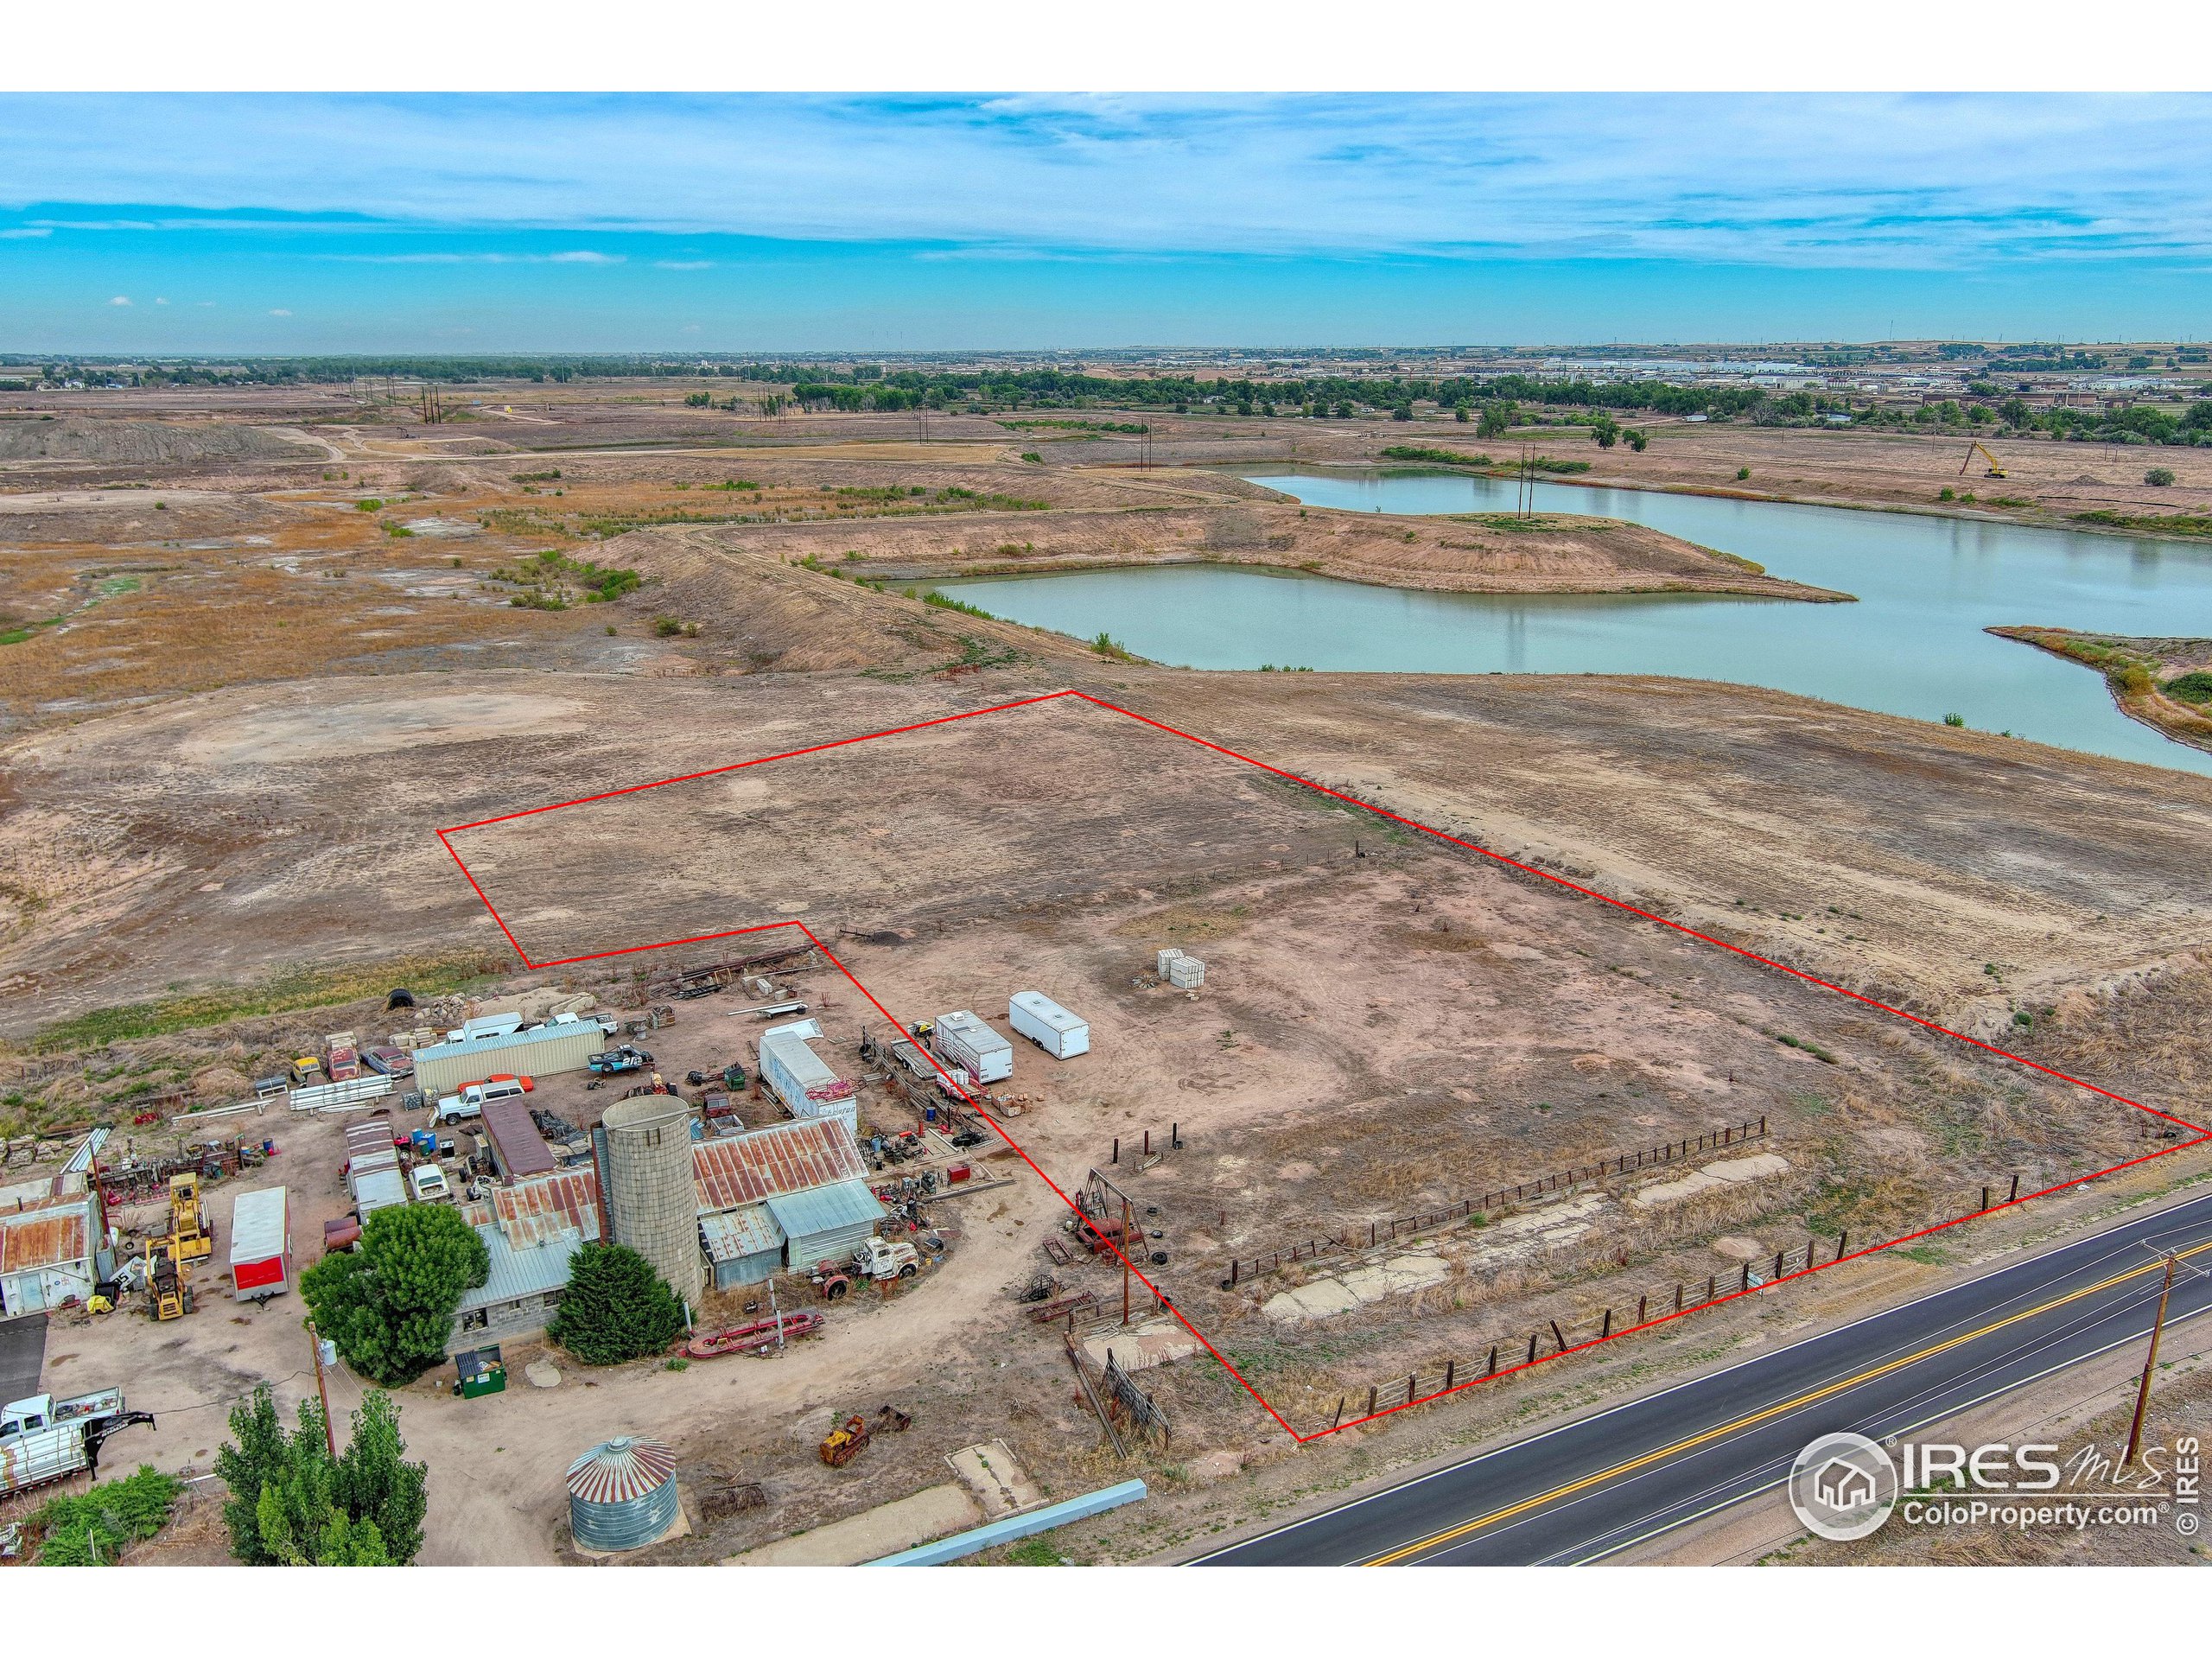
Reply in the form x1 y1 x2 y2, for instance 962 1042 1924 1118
1008 992 1090 1059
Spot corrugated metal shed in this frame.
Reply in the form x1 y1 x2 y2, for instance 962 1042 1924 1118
691 1118 867 1211
416 1023 606 1097
0 1195 95 1273
766 1179 886 1269
481 1095 556 1179
765 1179 887 1241
699 1204 785 1262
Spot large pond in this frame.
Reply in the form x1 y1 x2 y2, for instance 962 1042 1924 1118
928 466 2212 776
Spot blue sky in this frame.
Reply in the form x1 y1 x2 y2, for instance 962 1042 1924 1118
3 93 2208 352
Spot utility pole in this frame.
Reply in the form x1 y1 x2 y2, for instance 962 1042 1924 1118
1122 1196 1133 1327
308 1320 338 1459
2123 1254 2178 1470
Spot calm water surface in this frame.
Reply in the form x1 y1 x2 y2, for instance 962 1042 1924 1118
930 467 2212 776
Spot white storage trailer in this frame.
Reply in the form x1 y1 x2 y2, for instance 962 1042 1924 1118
229 1186 291 1302
1008 992 1090 1059
758 1020 858 1135
932 1011 1013 1084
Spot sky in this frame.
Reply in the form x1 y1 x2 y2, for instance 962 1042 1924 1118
3 92 2209 354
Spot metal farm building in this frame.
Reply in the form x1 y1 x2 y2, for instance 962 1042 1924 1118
414 1021 606 1098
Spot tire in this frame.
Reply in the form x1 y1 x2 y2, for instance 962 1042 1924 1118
823 1279 849 1301
898 1263 917 1279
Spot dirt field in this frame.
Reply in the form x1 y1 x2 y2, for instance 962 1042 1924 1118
8 384 2212 1567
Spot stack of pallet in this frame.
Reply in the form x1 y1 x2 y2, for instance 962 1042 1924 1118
1156 949 1206 990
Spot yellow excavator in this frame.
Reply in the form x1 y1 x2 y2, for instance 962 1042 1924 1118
1960 441 2007 480
145 1238 194 1320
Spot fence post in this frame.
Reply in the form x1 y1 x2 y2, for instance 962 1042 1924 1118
1111 1137 1118 1165
1230 1259 1238 1287
1706 1273 1716 1302
1637 1294 1647 1325
1333 1396 1344 1429
1172 1122 1181 1150
1550 1319 1568 1353
1407 1375 1417 1405
1143 1129 1151 1156
1741 1262 1751 1292
1981 1185 1991 1213
1772 1249 1784 1281
1836 1229 1848 1262
1675 1282 1683 1312
1807 1239 1816 1271
1488 1344 1498 1376
1444 1359 1455 1391
1759 1114 1766 1135
1600 1308 1612 1338
1367 1386 1377 1416
1528 1332 1539 1365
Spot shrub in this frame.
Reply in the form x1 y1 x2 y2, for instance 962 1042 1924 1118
299 1204 488 1386
1943 712 1967 727
653 615 683 637
29 1465 181 1564
1736 467 1751 480
2146 467 2177 486
2163 670 2212 704
1938 486 1955 502
548 1243 687 1364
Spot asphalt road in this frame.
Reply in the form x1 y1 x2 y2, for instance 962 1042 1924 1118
1196 1191 2212 1565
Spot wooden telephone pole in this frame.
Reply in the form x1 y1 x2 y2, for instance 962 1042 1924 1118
2122 1255 2178 1470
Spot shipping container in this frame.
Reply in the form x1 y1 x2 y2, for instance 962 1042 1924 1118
413 1022 606 1098
1007 991 1090 1059
933 1010 1013 1084
229 1186 290 1302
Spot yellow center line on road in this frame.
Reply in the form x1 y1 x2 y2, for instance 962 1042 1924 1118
1363 1236 2212 1566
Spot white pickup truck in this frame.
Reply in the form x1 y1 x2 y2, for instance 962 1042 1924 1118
433 1074 532 1125
1 1389 156 1497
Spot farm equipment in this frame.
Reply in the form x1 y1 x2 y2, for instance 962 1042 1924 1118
686 1310 823 1358
145 1240 193 1321
855 1236 919 1281
1960 440 2008 479
876 1404 912 1433
818 1414 870 1467
1069 1212 1135 1255
167 1173 213 1264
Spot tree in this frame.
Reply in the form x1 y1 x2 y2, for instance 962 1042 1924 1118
547 1242 686 1365
215 1384 427 1565
300 1203 488 1386
1476 400 1516 439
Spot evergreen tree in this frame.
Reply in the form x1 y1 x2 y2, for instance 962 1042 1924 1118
547 1243 686 1364
301 1202 488 1385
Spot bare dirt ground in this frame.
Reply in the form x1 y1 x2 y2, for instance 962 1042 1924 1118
8 384 2212 1567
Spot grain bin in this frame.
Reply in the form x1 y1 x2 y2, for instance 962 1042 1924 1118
601 1096 703 1307
566 1434 679 1553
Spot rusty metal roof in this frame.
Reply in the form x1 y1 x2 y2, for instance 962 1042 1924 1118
0 1195 95 1275
691 1119 867 1213
489 1169 601 1248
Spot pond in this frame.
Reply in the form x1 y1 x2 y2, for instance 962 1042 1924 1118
927 467 2212 776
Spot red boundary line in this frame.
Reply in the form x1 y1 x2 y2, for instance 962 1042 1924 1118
437 688 2211 1444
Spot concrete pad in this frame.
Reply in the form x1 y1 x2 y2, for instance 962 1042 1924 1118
946 1439 1045 1518
1262 1277 1363 1322
1084 1319 1202 1372
1633 1152 1791 1210
524 1358 561 1389
724 1483 981 1567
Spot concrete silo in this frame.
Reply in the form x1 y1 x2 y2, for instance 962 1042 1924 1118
599 1096 702 1308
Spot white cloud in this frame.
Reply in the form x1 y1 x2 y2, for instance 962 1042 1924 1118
268 308 292 316
107 294 131 305
3 94 2210 270
0 226 54 238
655 259 714 270
154 296 169 304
